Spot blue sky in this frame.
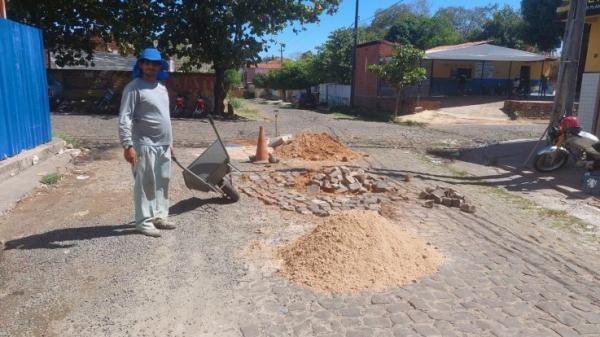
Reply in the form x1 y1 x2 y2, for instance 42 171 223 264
263 0 521 59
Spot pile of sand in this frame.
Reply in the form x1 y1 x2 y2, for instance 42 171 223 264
275 133 362 161
278 211 443 293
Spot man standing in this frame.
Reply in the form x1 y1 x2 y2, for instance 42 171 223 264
119 48 175 237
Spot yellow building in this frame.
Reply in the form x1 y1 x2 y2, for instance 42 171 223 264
571 1 600 133
425 42 556 96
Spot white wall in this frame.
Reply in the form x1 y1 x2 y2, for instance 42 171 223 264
579 73 600 134
319 83 351 106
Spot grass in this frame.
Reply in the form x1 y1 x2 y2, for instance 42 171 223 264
327 105 394 122
395 119 427 127
231 98 261 121
40 173 63 185
486 185 592 234
415 152 595 237
53 131 79 148
229 97 243 109
447 167 468 177
330 112 359 120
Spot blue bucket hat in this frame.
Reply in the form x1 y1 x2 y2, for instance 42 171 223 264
133 48 169 81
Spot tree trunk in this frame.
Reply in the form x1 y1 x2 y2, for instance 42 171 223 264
394 91 400 119
213 66 226 115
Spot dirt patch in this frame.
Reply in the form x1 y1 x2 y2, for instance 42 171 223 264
275 133 363 162
278 211 443 293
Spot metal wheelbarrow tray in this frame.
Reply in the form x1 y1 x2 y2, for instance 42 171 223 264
172 116 240 202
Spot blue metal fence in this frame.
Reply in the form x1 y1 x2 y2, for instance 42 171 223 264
0 19 51 160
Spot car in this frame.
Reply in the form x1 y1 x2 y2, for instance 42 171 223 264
48 77 64 110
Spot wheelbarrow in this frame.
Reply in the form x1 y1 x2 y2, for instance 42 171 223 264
171 116 240 202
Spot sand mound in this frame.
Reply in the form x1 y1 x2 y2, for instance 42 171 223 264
275 133 362 161
278 211 443 293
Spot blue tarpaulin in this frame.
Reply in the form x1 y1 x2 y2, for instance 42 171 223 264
0 18 51 160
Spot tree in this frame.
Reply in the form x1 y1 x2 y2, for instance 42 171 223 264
224 69 242 95
474 6 526 49
521 0 564 51
7 0 121 66
434 5 498 40
368 46 427 117
159 0 340 115
384 14 461 50
312 27 380 85
368 0 431 37
254 57 320 99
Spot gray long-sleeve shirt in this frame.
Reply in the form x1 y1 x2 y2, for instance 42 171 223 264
118 78 172 147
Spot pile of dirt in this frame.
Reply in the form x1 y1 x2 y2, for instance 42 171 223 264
274 133 362 162
278 211 443 293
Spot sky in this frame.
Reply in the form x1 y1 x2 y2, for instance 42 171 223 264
262 0 521 59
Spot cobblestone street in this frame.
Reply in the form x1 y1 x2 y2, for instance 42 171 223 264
1 103 599 337
225 147 600 337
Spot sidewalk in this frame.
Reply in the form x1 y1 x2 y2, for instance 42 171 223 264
0 146 79 215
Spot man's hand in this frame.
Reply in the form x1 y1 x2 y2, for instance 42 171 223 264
170 145 175 158
124 147 137 165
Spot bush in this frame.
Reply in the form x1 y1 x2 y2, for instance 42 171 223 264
40 173 63 185
229 97 243 109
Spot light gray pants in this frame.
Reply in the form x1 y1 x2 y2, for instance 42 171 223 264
133 145 171 230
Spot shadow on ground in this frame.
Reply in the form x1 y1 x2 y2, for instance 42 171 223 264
413 139 592 200
169 196 232 215
3 223 137 250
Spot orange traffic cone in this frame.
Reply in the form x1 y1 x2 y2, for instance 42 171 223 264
254 126 269 162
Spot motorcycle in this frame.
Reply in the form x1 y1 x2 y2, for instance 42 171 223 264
533 116 600 172
172 94 186 117
95 88 114 113
192 96 206 118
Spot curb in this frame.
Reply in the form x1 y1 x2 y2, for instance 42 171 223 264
0 138 66 182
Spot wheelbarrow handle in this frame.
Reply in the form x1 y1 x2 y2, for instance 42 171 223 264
171 156 186 170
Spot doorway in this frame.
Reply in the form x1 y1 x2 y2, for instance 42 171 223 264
520 66 531 95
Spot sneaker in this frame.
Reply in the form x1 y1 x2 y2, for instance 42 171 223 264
153 218 176 230
137 226 162 237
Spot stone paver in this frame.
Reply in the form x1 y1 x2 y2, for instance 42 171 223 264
227 147 600 337
1 104 596 336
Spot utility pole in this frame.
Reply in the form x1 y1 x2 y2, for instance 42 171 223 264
349 0 359 108
550 0 588 125
523 0 588 167
0 0 7 18
279 42 285 64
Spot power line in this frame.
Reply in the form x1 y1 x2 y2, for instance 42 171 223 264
342 0 406 31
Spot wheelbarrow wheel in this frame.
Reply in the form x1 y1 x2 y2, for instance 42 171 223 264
221 180 240 202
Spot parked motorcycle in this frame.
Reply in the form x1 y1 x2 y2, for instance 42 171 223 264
533 116 600 172
192 96 206 118
94 88 115 114
172 94 186 117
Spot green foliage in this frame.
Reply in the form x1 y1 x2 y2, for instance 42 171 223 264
473 6 526 49
227 98 260 120
396 119 427 127
368 46 427 92
367 1 430 37
40 173 62 185
229 97 243 109
384 14 461 50
521 0 564 52
368 45 427 116
224 69 242 94
253 58 319 91
53 131 79 148
158 0 340 114
311 28 380 85
434 5 498 40
7 0 120 66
